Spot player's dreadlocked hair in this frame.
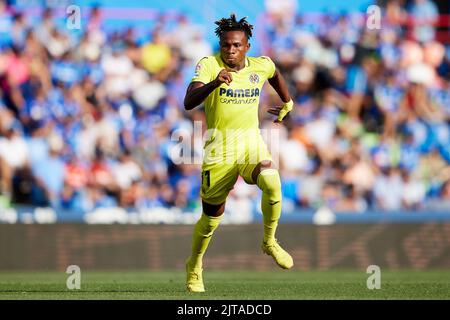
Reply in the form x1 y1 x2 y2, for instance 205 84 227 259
214 13 253 39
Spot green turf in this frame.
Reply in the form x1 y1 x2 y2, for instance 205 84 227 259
0 270 449 300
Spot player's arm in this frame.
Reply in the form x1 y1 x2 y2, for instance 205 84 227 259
267 69 293 123
184 69 234 110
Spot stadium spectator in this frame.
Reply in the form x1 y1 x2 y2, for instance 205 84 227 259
425 179 450 210
401 169 426 210
141 29 174 79
408 0 439 44
373 167 404 211
30 133 65 207
0 0 13 48
334 184 368 212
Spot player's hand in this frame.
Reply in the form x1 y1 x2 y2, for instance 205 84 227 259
215 69 234 86
267 100 293 123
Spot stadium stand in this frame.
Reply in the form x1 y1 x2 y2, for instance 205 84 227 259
0 0 449 223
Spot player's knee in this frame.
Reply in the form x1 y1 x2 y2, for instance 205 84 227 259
202 201 225 217
257 169 281 200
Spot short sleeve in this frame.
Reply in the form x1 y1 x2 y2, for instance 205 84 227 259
191 57 212 84
261 56 276 79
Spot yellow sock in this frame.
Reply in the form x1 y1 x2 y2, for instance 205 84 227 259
188 212 222 269
256 169 282 244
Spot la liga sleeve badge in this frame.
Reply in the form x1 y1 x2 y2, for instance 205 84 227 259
194 63 202 77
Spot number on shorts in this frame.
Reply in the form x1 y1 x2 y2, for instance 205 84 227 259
203 170 210 189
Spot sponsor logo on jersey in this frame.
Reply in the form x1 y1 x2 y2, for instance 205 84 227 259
219 88 260 98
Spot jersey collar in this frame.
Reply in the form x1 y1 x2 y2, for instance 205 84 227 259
217 54 249 72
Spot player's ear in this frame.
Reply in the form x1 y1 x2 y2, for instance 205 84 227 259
246 41 250 52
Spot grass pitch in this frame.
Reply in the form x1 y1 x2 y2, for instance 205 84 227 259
0 270 449 300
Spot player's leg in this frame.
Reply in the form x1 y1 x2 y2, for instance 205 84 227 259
186 201 224 293
186 164 238 292
252 160 281 242
188 201 224 270
251 160 293 269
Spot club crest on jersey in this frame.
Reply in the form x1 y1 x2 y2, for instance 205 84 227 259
249 73 260 84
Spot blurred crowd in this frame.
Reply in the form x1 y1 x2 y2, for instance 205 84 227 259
0 0 449 214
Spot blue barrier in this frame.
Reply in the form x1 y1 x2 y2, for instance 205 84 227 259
278 210 450 224
1 205 449 224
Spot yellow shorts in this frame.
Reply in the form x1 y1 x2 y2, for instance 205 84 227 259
200 138 272 205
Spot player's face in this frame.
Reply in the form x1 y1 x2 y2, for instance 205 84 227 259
219 31 250 68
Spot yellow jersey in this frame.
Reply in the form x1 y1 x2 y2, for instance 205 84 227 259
191 53 275 160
